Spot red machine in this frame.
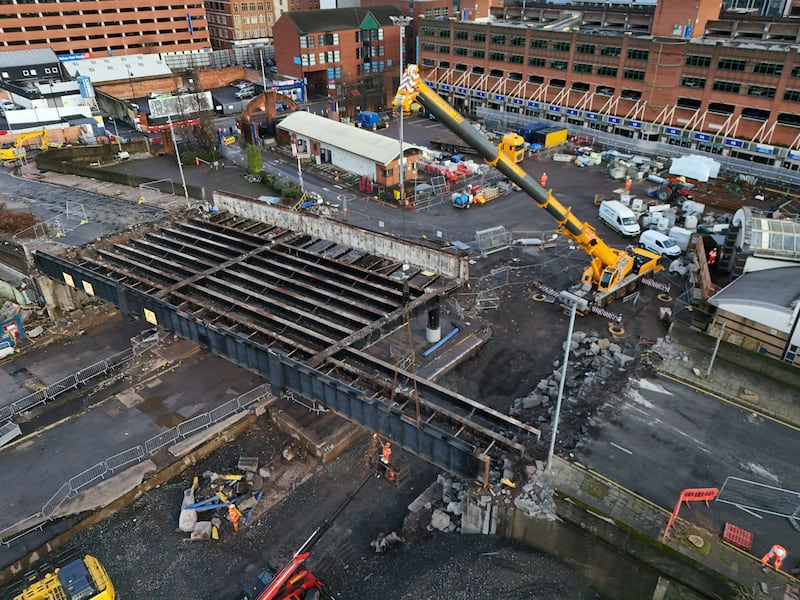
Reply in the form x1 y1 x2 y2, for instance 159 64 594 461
242 473 373 600
656 177 694 204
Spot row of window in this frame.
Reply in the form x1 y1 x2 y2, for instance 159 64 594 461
686 54 800 77
1 28 199 43
232 2 265 11
0 66 59 78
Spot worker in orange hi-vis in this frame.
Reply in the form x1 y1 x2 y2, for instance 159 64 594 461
761 544 788 570
381 442 392 465
624 177 632 192
540 172 548 188
228 503 242 532
708 248 718 266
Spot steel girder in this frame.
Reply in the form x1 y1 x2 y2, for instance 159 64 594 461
34 251 483 478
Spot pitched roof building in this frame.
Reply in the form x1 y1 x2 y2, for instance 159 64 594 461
272 6 405 108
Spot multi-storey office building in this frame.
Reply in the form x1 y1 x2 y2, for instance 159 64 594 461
205 0 320 50
0 0 210 58
417 0 800 168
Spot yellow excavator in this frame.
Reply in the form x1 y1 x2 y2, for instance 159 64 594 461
11 554 114 600
0 127 48 163
394 65 662 306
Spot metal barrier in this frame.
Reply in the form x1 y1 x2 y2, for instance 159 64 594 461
0 383 271 547
1 342 147 424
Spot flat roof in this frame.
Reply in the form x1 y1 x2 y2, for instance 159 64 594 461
709 266 800 311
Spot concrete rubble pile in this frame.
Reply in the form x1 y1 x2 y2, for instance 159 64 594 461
178 455 268 541
509 330 636 439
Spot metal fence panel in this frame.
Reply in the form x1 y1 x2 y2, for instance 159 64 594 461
177 413 212 438
144 428 180 453
11 389 47 413
209 399 239 423
69 462 107 492
105 446 146 472
42 481 72 519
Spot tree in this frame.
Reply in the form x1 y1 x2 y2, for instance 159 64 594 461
246 144 263 174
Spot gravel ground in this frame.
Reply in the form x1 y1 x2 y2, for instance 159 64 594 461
57 414 597 600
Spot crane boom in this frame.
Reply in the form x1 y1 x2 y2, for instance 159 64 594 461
395 65 661 304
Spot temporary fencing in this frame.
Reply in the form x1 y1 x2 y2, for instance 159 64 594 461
0 382 271 547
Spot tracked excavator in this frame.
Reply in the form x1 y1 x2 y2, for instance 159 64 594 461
395 65 663 306
0 128 48 164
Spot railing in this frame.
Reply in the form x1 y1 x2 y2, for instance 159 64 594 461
0 382 271 547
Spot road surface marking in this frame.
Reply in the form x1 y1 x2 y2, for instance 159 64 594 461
610 442 632 455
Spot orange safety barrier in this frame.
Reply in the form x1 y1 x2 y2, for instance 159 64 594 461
661 487 719 542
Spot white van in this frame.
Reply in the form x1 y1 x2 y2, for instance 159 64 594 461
598 200 641 237
638 230 681 257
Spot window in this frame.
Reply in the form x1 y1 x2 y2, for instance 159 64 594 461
575 43 595 55
573 63 592 74
686 55 711 68
489 69 503 78
681 76 706 89
472 32 485 42
623 69 645 80
747 85 776 98
471 49 484 59
422 42 434 52
455 47 468 56
530 39 547 49
549 78 566 88
718 58 746 71
529 57 545 67
382 168 393 177
601 46 620 57
490 34 506 45
552 41 570 52
471 66 484 75
455 30 468 40
528 74 544 84
509 54 524 64
784 89 800 103
510 36 525 47
489 51 505 61
438 45 449 54
627 49 649 60
597 66 617 77
438 29 450 38
712 80 741 94
572 81 589 92
550 60 567 70
753 62 782 75
421 26 434 36
792 66 800 77
300 35 314 48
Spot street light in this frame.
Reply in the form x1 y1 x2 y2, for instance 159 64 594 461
108 116 122 152
390 15 412 234
167 113 190 208
546 291 588 472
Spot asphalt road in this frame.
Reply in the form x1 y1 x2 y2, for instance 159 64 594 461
575 374 800 559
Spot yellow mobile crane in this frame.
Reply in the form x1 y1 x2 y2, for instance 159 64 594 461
395 65 662 306
0 127 48 163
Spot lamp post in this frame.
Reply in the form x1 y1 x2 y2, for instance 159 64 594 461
390 15 412 235
546 291 588 472
109 116 122 152
167 113 190 208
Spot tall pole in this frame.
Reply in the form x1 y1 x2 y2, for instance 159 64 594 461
391 15 412 235
259 47 267 91
167 113 190 208
547 292 586 472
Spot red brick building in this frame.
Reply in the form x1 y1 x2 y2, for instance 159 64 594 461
416 0 800 167
272 6 404 110
0 0 210 58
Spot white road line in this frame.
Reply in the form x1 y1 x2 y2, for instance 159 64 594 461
610 442 632 455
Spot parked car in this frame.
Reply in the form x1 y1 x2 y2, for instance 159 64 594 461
638 230 681 257
1 100 17 113
234 81 254 90
235 88 255 99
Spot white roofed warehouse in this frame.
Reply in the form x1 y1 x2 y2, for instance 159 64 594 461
277 111 419 191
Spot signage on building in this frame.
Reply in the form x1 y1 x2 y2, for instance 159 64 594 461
683 25 693 39
494 94 505 102
440 84 451 91
548 105 560 112
566 108 578 116
724 139 743 148
456 87 467 95
527 101 539 108
585 112 597 121
58 52 91 62
789 149 800 160
609 116 621 124
694 132 710 141
512 98 523 106
755 143 774 155
474 90 486 98
628 120 641 129
665 127 681 137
